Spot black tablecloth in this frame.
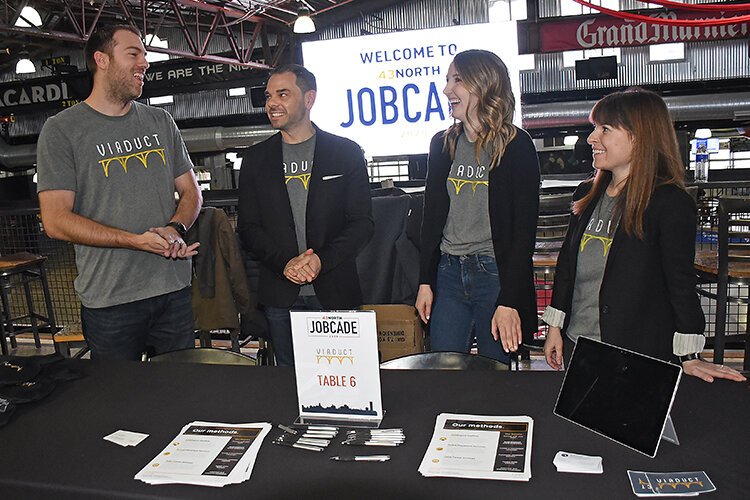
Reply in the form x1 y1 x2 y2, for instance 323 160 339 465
0 360 748 499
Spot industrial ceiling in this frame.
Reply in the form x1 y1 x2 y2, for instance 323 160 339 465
0 0 403 72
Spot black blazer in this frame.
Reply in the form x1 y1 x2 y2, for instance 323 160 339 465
237 126 374 309
419 128 541 341
550 182 705 361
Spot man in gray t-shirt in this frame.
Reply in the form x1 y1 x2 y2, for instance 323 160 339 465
36 25 202 361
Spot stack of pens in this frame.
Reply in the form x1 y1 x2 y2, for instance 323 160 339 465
273 424 339 452
342 428 405 447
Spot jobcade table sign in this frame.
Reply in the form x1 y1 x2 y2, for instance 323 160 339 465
291 310 383 428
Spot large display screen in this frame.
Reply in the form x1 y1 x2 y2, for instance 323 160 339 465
302 22 521 158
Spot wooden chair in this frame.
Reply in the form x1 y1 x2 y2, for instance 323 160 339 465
380 351 509 371
694 196 750 370
52 321 88 358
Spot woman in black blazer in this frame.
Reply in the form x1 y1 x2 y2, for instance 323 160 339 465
539 88 744 383
416 50 539 363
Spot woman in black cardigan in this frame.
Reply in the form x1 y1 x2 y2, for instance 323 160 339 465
539 88 744 383
416 50 539 363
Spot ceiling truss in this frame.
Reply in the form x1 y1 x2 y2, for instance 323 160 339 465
0 0 313 69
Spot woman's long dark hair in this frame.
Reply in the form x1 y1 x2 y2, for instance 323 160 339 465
574 88 686 239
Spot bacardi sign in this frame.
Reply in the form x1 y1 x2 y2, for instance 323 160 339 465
518 8 750 54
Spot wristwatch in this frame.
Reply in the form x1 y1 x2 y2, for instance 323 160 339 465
165 221 187 239
678 353 701 363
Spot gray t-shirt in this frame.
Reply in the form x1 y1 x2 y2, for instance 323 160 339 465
36 101 193 308
566 193 620 342
282 134 316 296
440 133 494 257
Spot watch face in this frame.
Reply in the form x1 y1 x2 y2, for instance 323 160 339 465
169 222 186 237
680 353 699 362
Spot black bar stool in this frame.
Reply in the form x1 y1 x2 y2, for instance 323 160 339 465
0 252 58 355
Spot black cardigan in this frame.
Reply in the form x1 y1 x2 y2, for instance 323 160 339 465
237 126 374 309
550 182 705 361
419 128 541 340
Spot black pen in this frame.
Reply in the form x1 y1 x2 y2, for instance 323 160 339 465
330 455 390 462
278 424 298 435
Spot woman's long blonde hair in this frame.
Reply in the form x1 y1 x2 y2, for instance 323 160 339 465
443 50 517 170
574 88 686 239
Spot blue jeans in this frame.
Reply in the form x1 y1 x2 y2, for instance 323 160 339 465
429 254 509 364
265 295 323 367
81 287 194 361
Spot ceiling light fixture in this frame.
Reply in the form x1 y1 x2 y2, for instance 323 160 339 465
293 7 316 34
14 6 43 27
16 52 35 74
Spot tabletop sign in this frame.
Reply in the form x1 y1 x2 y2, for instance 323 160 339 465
291 310 383 427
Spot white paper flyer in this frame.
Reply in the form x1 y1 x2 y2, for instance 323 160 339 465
419 413 533 481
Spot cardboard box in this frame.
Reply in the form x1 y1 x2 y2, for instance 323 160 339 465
361 304 424 363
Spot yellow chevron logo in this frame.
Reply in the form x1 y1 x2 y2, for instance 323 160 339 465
315 355 354 365
448 177 488 195
98 148 166 177
657 481 704 490
580 233 614 256
285 173 312 190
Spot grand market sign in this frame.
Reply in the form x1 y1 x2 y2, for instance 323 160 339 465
518 8 750 54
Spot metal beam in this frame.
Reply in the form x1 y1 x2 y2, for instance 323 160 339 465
145 46 270 68
0 0 275 69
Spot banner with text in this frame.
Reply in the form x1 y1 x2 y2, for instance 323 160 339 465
301 22 521 158
291 310 382 426
0 55 268 115
518 9 749 54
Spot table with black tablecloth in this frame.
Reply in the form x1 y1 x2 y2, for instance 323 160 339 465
0 360 748 499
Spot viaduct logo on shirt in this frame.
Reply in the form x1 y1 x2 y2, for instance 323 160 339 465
580 233 614 256
448 163 487 195
95 133 166 177
580 217 616 256
284 160 312 190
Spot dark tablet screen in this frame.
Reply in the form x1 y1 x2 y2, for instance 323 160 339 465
553 337 682 457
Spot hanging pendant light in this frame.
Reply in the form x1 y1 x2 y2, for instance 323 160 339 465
293 7 316 34
16 51 35 74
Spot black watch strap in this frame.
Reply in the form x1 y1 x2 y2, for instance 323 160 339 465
678 353 701 363
166 221 187 238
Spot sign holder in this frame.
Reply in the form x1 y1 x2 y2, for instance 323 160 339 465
291 310 383 428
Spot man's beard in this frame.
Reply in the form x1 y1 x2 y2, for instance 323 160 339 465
106 68 141 105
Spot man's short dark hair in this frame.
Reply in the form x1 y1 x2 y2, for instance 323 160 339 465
85 24 142 74
270 64 317 93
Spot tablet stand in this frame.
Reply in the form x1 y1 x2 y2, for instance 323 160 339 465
660 414 680 446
